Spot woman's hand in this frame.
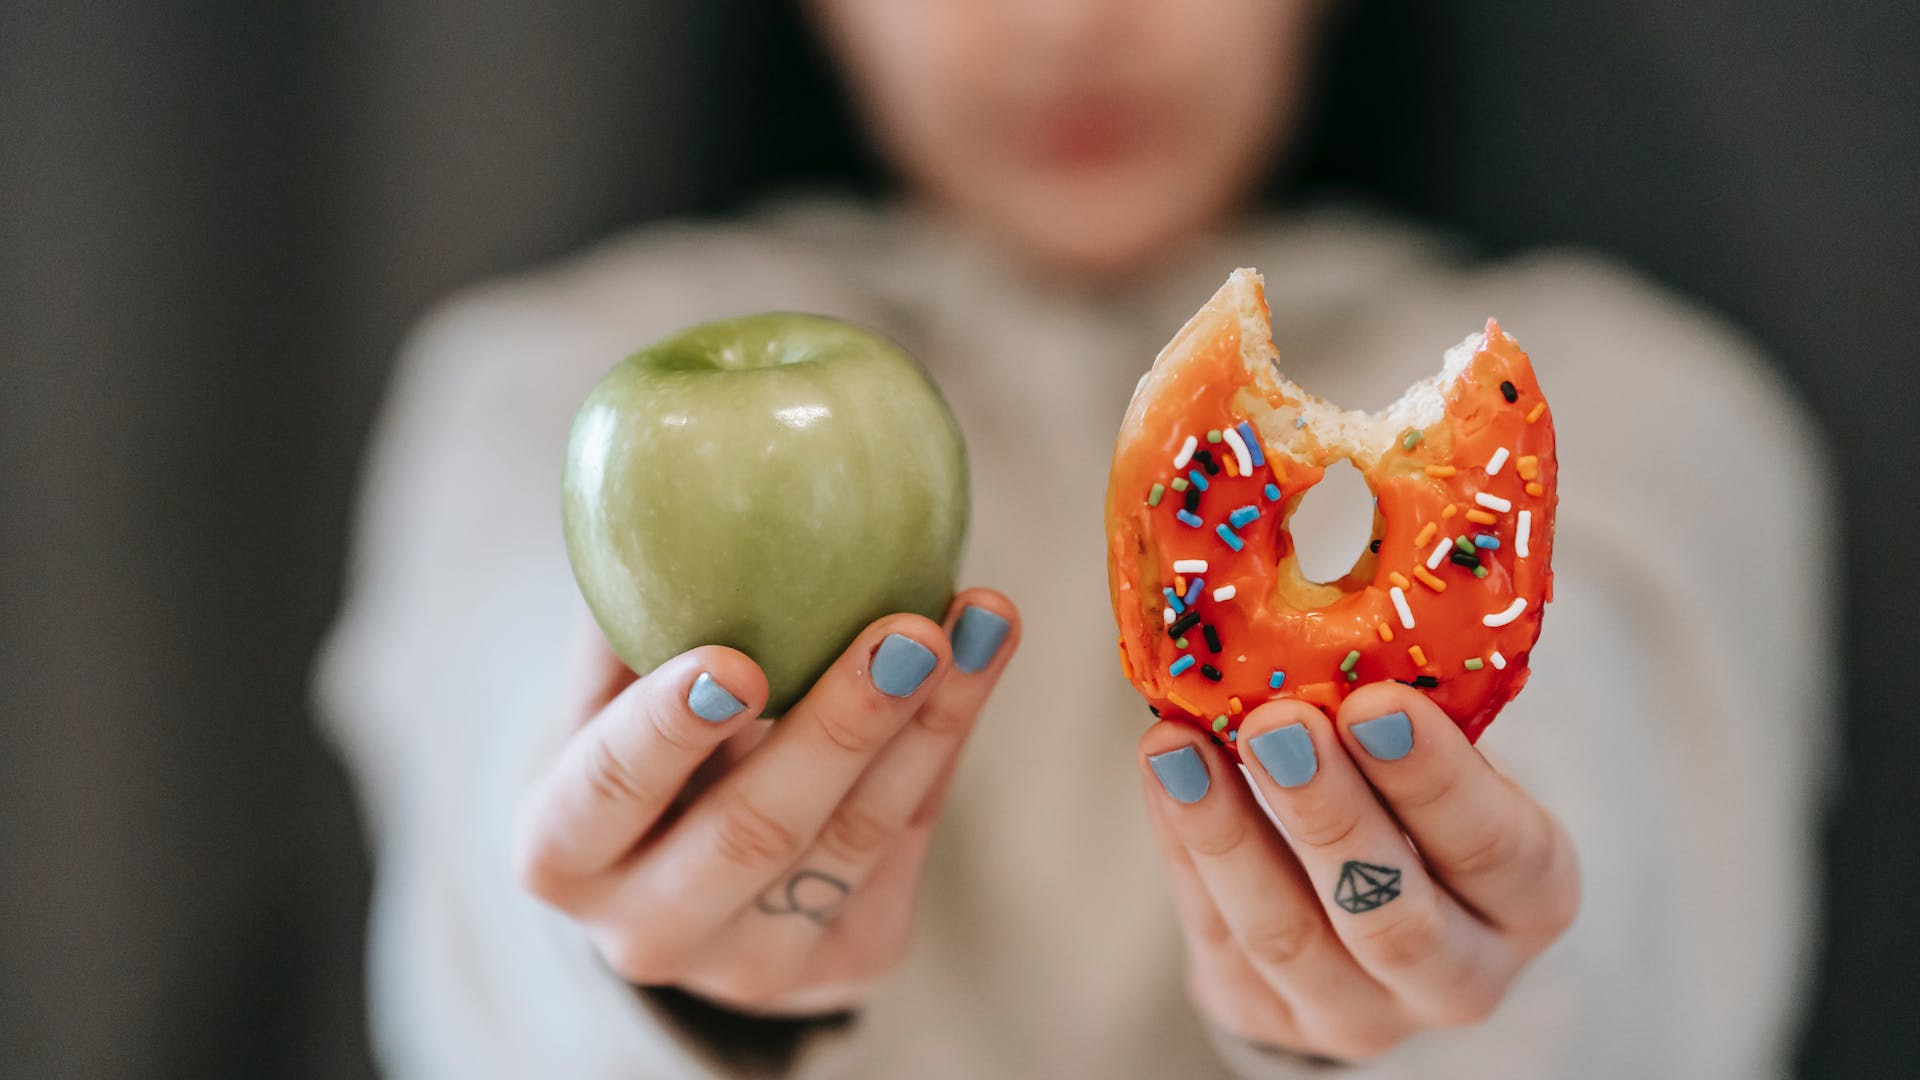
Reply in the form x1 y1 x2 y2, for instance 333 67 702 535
515 589 1018 1017
1138 683 1580 1063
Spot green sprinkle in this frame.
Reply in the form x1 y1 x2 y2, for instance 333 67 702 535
1402 428 1424 450
1473 565 1489 579
1340 649 1361 673
1464 657 1485 671
1147 482 1165 507
1171 477 1190 492
1206 429 1224 444
1212 714 1229 732
1346 671 1358 682
1454 535 1474 554
1175 636 1189 649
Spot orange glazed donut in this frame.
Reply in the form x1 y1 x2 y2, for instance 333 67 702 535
1105 269 1557 746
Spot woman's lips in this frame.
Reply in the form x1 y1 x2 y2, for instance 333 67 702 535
1013 99 1155 170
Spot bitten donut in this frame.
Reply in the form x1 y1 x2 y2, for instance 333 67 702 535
1105 269 1558 747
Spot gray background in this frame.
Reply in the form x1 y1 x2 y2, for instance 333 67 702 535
3 1 1914 1076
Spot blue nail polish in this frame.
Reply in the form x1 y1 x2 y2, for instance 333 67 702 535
687 672 745 723
950 606 1010 673
1351 711 1414 761
1248 723 1317 788
1149 746 1210 804
872 633 938 697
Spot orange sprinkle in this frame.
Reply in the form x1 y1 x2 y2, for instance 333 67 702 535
1414 522 1438 546
1223 455 1239 478
1175 574 1186 594
1413 566 1447 592
1526 401 1547 424
1442 504 1458 520
1526 482 1546 497
1389 571 1411 590
1408 644 1429 667
1376 622 1395 643
1465 509 1498 526
1167 691 1202 717
1425 465 1458 478
1516 455 1540 481
1228 696 1243 715
1117 640 1135 683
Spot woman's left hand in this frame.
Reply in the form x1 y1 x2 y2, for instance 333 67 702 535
1137 682 1581 1063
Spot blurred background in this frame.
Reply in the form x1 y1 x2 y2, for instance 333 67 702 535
2 1 1914 1077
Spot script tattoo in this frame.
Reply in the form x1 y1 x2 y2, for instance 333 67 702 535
1333 860 1402 914
755 869 851 925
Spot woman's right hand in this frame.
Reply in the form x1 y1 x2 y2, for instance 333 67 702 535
513 589 1019 1017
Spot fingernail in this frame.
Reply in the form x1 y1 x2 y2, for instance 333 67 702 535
1351 711 1414 761
1247 723 1317 788
872 633 938 697
687 671 745 723
1149 746 1210 804
950 606 1011 673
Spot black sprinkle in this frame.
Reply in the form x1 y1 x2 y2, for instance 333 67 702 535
1369 538 1382 554
1200 664 1224 682
1195 448 1221 475
1500 380 1518 403
1168 610 1202 638
1148 705 1161 717
1414 675 1440 689
1183 487 1200 514
1202 624 1222 654
1449 549 1482 569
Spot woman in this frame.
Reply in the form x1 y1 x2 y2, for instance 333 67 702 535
317 1 1832 1075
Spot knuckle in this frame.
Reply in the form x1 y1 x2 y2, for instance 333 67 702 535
1353 901 1447 971
1394 764 1466 813
1241 917 1317 969
1185 819 1254 860
645 698 708 754
583 737 657 809
816 701 898 757
912 695 974 737
1192 906 1235 950
1448 813 1526 880
711 796 803 872
1287 805 1365 852
816 802 897 864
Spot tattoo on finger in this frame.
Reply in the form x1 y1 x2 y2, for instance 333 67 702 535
754 869 851 925
1333 861 1402 914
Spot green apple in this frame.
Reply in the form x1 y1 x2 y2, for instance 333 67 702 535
562 312 968 716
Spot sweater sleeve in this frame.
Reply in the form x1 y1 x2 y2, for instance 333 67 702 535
311 270 879 1079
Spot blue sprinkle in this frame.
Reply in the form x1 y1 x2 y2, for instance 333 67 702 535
1269 670 1286 690
1263 483 1282 502
1169 655 1195 676
1184 577 1204 606
1215 524 1245 551
1227 729 1238 741
1474 534 1502 549
1236 421 1266 467
1175 509 1204 528
1187 469 1209 491
1294 417 1307 429
1163 587 1184 614
1229 505 1260 529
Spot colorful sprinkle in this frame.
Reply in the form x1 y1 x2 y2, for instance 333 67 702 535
1173 558 1208 574
1167 691 1201 716
1500 380 1518 403
1236 421 1266 467
1442 504 1458 520
1413 566 1447 592
1490 650 1508 670
1162 606 1176 626
1390 586 1416 629
1212 584 1237 602
1215 525 1244 551
1464 657 1485 671
1408 645 1428 666
1426 465 1458 478
1169 610 1201 637
1195 449 1220 476
1485 446 1510 476
1183 487 1200 514
1228 696 1243 715
1475 492 1513 513
1426 537 1453 570
1202 624 1222 653
1176 509 1203 528
1268 670 1287 689
1474 534 1500 549
1163 586 1184 613
1147 483 1165 507
1377 622 1395 642
1410 674 1440 689
1516 510 1533 558
1171 476 1190 492
1340 649 1361 673
1184 577 1204 606
1526 401 1547 424
1526 481 1545 497
1169 655 1195 676
1389 571 1411 590
1212 714 1229 732
1263 482 1282 502
1482 598 1529 627
1173 435 1198 469
1347 671 1359 683
1222 425 1253 475
1454 535 1476 555
1402 428 1424 450
1175 636 1189 649
1295 417 1307 429
1188 469 1209 491
1206 429 1223 444
1222 455 1238 478
1516 455 1540 481
1200 664 1224 682
1229 505 1260 528
1415 522 1438 547
1472 565 1489 578
1465 509 1498 526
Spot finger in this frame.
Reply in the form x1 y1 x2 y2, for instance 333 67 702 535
755 590 1020 917
1139 719 1401 1046
515 646 768 890
621 614 954 939
1235 701 1512 1026
1334 683 1581 941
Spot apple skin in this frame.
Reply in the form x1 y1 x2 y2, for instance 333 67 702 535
562 312 969 716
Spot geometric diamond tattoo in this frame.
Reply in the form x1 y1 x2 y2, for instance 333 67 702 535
1333 860 1403 914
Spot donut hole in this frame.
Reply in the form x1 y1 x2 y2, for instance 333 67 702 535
1285 458 1379 587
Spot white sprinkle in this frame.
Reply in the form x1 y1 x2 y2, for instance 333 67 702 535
1390 586 1416 630
1222 425 1254 477
1516 509 1532 558
1163 606 1176 625
1172 435 1198 469
1474 492 1513 512
1172 559 1208 574
1483 598 1529 627
1212 584 1237 602
1490 650 1508 670
1485 446 1511 476
1426 537 1453 570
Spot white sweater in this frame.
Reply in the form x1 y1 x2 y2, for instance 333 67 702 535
315 199 1833 1079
